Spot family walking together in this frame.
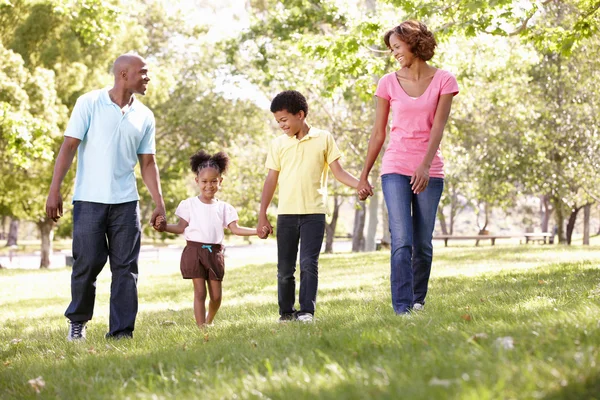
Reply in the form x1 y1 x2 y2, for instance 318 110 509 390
45 20 458 340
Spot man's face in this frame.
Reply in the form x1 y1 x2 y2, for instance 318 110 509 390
126 59 150 95
273 109 305 137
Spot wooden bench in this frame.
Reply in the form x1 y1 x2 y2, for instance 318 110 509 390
523 232 554 244
433 235 515 247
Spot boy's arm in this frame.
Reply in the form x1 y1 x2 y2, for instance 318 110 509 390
228 221 260 236
257 169 279 237
329 160 359 189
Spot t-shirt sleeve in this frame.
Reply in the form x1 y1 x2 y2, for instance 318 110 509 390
175 199 190 223
325 132 342 164
265 139 281 171
223 203 239 228
440 71 459 96
64 96 91 140
374 74 391 101
137 113 156 154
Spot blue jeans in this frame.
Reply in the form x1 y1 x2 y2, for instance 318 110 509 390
382 174 444 314
65 201 141 337
277 214 326 315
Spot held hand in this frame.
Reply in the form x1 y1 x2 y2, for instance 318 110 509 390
357 178 374 201
46 189 63 222
410 164 430 194
150 204 166 229
257 215 273 240
153 215 167 232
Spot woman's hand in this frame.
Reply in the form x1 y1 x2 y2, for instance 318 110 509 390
411 164 430 194
357 178 374 200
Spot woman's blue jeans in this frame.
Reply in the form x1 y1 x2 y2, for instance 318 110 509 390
382 174 444 314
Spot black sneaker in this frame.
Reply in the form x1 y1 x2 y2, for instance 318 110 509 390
67 321 87 341
278 312 297 322
105 332 133 340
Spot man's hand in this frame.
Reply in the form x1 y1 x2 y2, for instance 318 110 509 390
150 205 166 229
46 188 63 222
153 215 167 232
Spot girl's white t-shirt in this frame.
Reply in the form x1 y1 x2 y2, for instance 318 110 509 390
175 197 239 244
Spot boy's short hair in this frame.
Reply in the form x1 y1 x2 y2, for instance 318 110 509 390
270 90 309 116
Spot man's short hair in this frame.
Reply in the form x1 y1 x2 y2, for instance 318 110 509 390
270 90 309 116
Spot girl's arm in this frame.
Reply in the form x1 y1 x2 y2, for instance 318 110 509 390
411 93 454 194
155 216 188 234
228 220 259 236
329 160 359 189
358 96 390 198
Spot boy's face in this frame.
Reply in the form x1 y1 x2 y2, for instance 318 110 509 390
273 109 305 137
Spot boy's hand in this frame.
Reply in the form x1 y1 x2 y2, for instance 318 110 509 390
357 178 373 200
153 215 167 232
257 216 272 239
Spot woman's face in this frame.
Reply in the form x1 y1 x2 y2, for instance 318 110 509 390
389 34 415 68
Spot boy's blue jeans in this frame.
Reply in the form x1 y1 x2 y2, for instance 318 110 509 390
382 174 444 314
65 201 141 337
276 214 325 316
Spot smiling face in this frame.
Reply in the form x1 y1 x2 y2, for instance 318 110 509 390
195 167 222 202
126 58 150 95
273 109 305 137
388 34 416 69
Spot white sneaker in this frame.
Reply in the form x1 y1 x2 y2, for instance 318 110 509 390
412 303 424 311
67 321 87 341
297 313 314 323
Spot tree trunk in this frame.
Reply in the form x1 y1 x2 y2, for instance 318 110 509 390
381 198 390 248
566 205 582 245
553 197 566 244
540 195 552 232
352 201 366 252
437 208 448 235
38 218 56 269
449 188 460 235
583 203 591 245
364 169 380 251
0 215 6 241
6 218 19 246
324 195 342 253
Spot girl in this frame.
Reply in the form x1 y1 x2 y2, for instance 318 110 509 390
357 20 459 314
154 150 260 327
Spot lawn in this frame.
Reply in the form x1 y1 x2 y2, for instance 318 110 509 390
1 245 600 399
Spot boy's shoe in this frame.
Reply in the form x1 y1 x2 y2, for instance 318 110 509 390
67 321 87 341
296 313 314 323
412 303 424 311
278 312 297 322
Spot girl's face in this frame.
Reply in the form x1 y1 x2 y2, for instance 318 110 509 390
273 109 305 137
389 34 415 68
195 167 222 201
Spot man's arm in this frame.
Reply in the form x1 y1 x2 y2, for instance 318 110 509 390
46 137 81 221
257 169 279 238
138 153 165 226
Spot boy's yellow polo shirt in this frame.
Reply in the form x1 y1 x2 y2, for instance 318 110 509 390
266 128 341 215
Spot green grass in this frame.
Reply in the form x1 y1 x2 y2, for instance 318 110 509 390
1 245 600 399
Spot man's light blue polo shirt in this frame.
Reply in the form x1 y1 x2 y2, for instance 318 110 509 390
65 89 156 204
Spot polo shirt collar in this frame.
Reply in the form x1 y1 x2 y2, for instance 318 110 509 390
295 127 321 142
102 88 138 110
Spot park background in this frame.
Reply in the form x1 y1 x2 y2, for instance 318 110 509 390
1 0 600 399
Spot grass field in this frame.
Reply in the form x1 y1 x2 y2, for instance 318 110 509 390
1 245 600 399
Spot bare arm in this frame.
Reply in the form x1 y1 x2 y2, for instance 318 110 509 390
161 217 189 235
257 169 279 237
358 97 390 198
138 153 166 226
411 93 454 194
329 160 359 189
46 137 81 221
228 220 259 236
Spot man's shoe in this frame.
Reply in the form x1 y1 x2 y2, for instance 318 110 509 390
296 313 314 323
105 332 133 340
412 303 424 311
67 321 87 341
278 312 297 322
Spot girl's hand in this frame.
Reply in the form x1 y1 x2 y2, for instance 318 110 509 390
411 164 430 194
153 215 167 232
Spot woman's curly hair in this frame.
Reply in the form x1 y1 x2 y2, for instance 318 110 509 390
383 20 437 62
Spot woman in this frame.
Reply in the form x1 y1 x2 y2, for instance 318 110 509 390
358 20 459 314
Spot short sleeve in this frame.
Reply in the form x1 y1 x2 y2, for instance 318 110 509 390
374 74 391 101
175 199 190 223
440 71 459 96
325 132 341 165
137 113 156 154
265 138 281 171
222 202 239 228
64 96 91 140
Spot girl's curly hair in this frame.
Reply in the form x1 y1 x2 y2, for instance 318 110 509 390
190 150 229 175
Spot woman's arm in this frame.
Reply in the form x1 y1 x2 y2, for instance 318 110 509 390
228 220 259 236
411 93 454 194
358 96 390 198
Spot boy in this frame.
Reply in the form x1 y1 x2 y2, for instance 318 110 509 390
257 90 360 323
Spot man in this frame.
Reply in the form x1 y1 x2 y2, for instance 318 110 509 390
46 54 166 340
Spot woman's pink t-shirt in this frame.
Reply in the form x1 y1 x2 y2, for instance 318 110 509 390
375 69 459 178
